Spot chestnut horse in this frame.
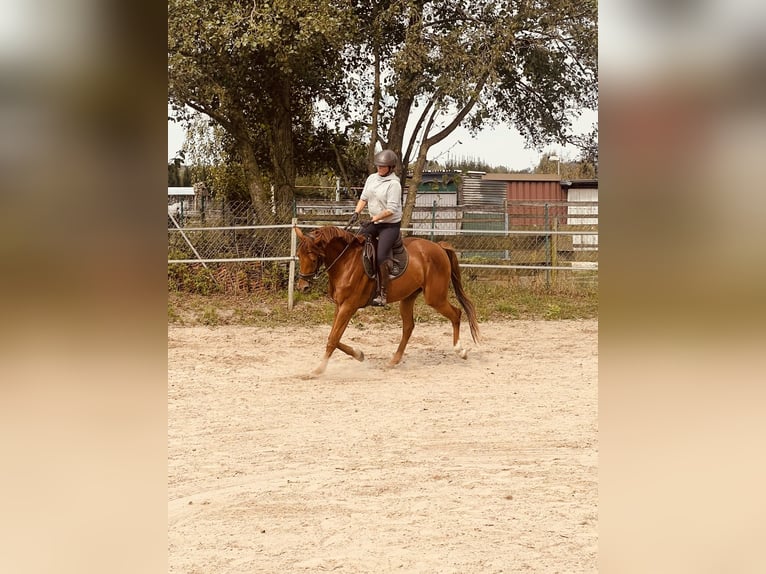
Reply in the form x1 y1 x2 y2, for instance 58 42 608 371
294 225 480 375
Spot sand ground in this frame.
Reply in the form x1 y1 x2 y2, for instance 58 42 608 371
168 319 597 573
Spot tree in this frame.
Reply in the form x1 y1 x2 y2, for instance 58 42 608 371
573 122 598 177
181 114 249 201
534 149 597 180
343 0 597 226
443 155 515 173
168 158 181 187
168 152 192 187
168 0 355 221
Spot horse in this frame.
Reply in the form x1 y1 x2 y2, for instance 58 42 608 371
294 225 480 375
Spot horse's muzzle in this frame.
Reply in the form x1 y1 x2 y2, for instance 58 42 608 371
296 278 312 293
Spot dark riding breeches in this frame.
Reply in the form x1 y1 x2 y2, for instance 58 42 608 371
360 221 401 264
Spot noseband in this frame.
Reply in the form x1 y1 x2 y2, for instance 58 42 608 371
298 266 320 281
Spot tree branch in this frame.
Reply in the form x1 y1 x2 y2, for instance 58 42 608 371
403 94 437 168
424 77 487 148
184 100 235 134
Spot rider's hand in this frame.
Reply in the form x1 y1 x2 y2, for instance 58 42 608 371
349 212 359 225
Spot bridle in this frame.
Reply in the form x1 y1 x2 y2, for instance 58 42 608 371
297 237 354 282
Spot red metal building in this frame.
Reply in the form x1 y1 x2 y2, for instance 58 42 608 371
481 173 566 227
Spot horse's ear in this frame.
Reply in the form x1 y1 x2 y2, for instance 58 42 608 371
294 226 305 240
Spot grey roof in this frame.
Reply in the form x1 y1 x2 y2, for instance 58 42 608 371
482 173 561 182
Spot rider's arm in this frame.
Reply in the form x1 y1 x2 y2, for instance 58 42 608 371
372 209 393 223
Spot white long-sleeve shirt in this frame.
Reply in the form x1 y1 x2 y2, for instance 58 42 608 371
360 172 402 224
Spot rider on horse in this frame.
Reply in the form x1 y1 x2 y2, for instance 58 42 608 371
348 149 402 307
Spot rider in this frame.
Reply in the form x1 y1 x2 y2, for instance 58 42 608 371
348 149 402 306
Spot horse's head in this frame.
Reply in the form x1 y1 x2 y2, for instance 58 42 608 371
294 226 323 293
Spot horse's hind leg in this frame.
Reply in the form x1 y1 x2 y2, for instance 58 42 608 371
388 293 418 367
337 341 364 362
427 297 469 360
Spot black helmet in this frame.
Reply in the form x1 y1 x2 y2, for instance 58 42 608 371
373 149 398 167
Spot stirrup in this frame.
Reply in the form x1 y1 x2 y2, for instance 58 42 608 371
371 295 387 307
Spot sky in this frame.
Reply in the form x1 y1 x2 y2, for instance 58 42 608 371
167 108 596 172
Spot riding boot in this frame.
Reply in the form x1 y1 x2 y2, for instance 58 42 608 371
372 261 391 307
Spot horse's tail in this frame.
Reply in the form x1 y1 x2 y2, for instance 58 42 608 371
439 241 481 344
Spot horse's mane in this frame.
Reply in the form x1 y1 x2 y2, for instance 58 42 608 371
313 226 364 246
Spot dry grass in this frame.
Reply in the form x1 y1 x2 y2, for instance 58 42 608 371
168 273 597 327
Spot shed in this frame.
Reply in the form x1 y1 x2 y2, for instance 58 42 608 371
404 171 461 235
168 186 196 218
562 179 598 251
168 186 195 199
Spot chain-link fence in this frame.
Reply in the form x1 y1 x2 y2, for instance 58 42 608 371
168 198 598 296
168 198 292 295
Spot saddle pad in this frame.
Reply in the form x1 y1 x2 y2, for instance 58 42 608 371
362 235 409 279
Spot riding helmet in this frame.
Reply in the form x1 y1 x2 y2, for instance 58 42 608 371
373 149 398 167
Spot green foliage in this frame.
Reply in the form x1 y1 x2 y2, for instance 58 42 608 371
442 154 522 174
168 262 220 295
534 147 598 180
168 156 192 187
572 123 598 177
181 114 250 200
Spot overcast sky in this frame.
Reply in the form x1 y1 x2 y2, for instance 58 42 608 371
167 108 596 172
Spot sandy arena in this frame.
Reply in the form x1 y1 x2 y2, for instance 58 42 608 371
168 319 598 573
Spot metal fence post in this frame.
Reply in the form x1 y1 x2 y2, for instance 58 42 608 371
550 217 558 287
288 218 297 310
430 200 437 241
544 203 550 288
504 197 509 260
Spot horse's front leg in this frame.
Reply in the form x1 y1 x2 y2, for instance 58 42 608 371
313 304 361 375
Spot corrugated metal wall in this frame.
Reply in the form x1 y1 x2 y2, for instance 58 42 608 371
461 174 505 247
462 174 506 206
507 180 565 202
506 181 567 227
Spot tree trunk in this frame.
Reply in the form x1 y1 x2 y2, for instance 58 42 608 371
268 77 296 223
367 47 381 171
401 142 430 230
238 141 270 222
387 94 414 173
331 140 352 194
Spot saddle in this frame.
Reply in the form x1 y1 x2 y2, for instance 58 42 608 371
362 232 409 279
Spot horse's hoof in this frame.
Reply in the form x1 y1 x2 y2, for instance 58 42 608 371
385 358 401 369
459 348 469 360
355 350 365 362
